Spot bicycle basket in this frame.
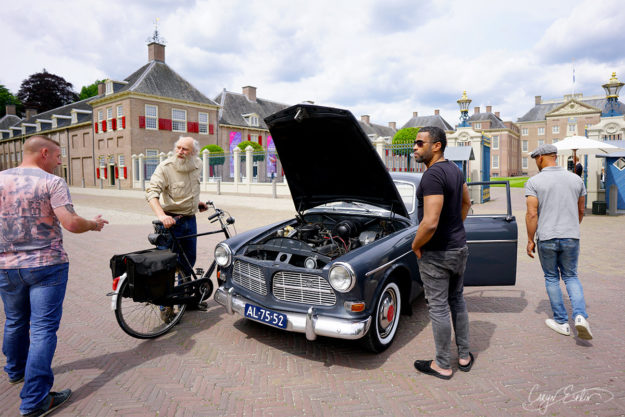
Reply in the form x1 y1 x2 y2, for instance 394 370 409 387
109 249 177 302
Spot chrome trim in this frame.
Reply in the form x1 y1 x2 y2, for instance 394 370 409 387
365 251 413 277
215 243 232 267
232 260 267 295
214 286 372 341
328 262 356 292
467 239 517 244
272 271 336 306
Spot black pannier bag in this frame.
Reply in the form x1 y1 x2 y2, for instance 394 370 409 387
109 249 178 302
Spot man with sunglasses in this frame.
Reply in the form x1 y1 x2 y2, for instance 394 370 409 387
411 126 473 380
525 144 592 339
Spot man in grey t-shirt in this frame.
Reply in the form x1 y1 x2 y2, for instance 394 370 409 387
525 144 592 340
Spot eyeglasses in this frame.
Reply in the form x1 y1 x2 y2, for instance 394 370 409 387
414 140 436 147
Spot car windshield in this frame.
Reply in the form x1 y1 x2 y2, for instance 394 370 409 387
393 181 416 214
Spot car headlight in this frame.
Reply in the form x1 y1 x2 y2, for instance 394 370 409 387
328 262 356 292
214 243 232 267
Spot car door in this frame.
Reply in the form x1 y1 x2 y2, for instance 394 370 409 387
463 181 517 286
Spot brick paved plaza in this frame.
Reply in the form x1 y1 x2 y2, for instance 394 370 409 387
1 187 624 416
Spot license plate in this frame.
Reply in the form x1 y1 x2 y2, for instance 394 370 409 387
244 303 287 329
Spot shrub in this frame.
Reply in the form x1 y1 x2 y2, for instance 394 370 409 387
237 140 265 162
200 144 225 166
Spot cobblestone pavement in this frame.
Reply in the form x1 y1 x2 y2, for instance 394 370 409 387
1 187 624 417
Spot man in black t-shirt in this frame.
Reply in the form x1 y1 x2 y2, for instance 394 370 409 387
411 126 473 380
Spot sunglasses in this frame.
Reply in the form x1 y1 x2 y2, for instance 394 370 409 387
414 140 437 148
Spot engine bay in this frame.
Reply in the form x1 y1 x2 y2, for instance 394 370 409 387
242 213 408 269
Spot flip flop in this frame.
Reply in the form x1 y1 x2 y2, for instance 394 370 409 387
458 352 475 372
413 360 452 380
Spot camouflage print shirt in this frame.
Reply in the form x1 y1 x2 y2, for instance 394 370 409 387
0 167 72 268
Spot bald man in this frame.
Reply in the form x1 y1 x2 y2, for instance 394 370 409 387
0 135 107 416
145 137 208 316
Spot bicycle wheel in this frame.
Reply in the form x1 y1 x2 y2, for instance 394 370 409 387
115 268 188 339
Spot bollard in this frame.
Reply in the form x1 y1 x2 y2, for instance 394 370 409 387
217 179 221 195
117 179 121 190
608 184 618 215
99 178 103 189
272 178 277 199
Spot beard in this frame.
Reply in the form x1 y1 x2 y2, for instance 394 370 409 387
173 155 197 173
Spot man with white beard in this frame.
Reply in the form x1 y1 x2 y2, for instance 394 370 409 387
146 136 208 316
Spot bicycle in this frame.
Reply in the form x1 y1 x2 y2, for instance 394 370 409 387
109 201 235 339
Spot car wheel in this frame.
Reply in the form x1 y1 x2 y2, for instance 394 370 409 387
362 280 401 353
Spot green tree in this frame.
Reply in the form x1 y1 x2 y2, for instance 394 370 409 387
17 69 78 113
0 84 21 117
237 140 265 162
200 144 225 166
78 79 105 100
392 127 420 155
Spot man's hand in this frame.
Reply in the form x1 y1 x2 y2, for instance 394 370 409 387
198 201 208 212
526 240 536 258
414 247 422 259
158 214 176 229
92 215 109 231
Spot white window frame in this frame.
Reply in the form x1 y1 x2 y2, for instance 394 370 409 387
61 147 66 157
172 108 187 132
98 110 103 122
537 127 545 136
117 105 124 130
522 128 528 136
538 139 544 146
552 125 560 134
492 135 499 150
474 122 481 130
145 105 158 130
522 157 528 169
118 154 125 166
243 113 259 127
107 107 113 131
522 140 528 152
198 112 209 134
568 124 576 133
105 81 113 95
492 154 499 169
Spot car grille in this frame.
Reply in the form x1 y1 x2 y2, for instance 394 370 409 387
233 260 267 295
272 271 336 306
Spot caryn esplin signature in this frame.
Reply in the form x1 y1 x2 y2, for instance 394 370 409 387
522 384 614 414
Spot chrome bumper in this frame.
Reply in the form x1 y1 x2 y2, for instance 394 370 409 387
214 286 372 341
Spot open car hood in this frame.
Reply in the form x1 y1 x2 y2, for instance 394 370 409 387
265 104 409 218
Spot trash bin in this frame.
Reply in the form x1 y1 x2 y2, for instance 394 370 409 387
592 200 606 215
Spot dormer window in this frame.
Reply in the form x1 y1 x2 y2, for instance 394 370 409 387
71 112 78 124
243 113 259 127
105 81 113 95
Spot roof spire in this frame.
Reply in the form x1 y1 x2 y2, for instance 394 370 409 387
147 17 167 45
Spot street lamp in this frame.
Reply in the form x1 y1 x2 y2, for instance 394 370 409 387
602 72 624 117
457 90 471 127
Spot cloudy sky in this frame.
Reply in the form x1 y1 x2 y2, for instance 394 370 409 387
2 0 625 127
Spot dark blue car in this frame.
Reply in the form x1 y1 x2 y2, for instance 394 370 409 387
214 104 517 352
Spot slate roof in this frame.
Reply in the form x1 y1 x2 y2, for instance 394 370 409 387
468 112 506 129
358 121 396 138
0 114 21 130
118 61 217 105
401 115 453 131
517 98 625 122
215 89 290 130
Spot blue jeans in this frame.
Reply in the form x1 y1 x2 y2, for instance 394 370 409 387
537 239 588 324
0 263 69 414
156 215 197 276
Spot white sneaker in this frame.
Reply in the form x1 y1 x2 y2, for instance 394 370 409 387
574 315 593 340
545 319 570 336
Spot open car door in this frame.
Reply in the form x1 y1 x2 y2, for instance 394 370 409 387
463 181 517 286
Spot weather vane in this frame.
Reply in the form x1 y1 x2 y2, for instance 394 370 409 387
147 17 167 45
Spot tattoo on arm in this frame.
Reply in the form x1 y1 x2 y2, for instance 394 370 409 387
64 204 76 214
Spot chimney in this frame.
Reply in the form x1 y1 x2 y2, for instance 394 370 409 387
97 82 105 96
5 104 16 116
535 95 542 105
413 111 418 117
361 115 370 124
388 122 396 129
148 41 165 62
474 106 480 114
434 109 440 116
486 105 492 113
25 108 37 120
242 86 257 102
495 111 500 118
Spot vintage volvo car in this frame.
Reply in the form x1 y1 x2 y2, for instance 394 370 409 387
214 104 517 352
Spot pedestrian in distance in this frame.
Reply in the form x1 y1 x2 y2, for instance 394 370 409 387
0 135 108 416
410 126 474 380
525 144 592 340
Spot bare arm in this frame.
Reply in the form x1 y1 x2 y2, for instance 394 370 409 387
411 194 443 259
525 196 539 258
578 196 585 223
461 183 471 221
53 204 108 233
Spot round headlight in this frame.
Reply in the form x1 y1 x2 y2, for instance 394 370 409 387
328 262 355 292
304 257 317 269
214 243 232 267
